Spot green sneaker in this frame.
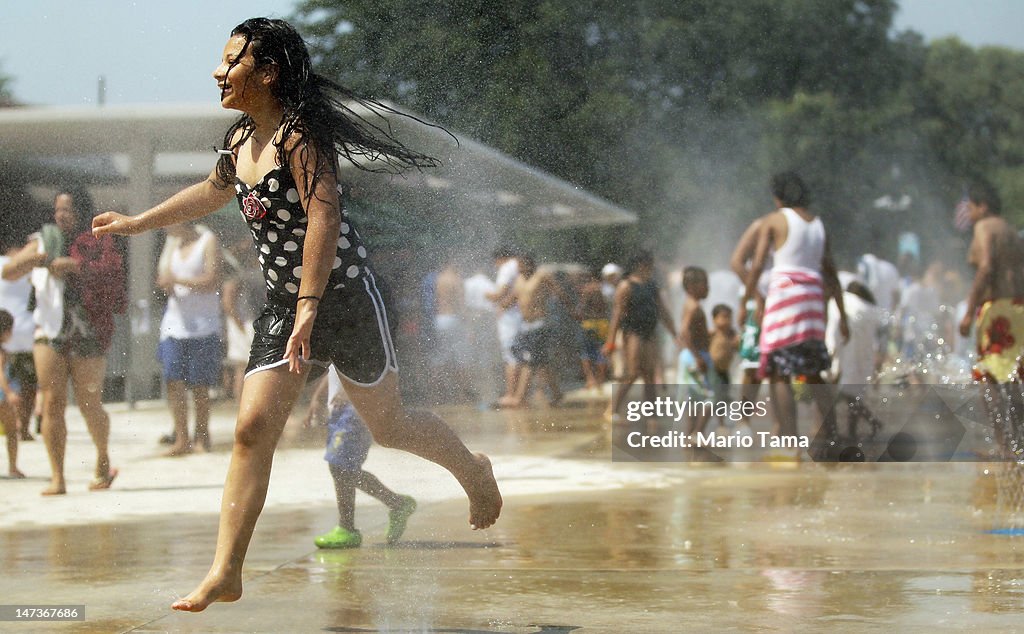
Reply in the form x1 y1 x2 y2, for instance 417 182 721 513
314 526 362 549
386 496 417 545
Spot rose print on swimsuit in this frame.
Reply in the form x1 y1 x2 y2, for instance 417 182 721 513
241 191 267 221
986 316 1015 355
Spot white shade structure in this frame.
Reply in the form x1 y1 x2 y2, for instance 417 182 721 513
0 103 636 402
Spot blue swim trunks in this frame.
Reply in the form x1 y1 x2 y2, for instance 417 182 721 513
0 362 18 403
158 335 223 387
324 403 372 471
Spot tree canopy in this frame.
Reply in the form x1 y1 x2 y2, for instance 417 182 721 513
293 0 1024 267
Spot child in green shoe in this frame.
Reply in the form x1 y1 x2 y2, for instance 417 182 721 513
315 369 416 549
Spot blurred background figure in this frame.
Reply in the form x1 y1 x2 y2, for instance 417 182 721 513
503 255 563 408
709 304 741 432
896 259 943 364
826 281 885 441
0 309 25 477
430 258 473 404
601 262 625 379
0 232 37 442
600 263 623 302
576 267 610 392
857 249 900 363
487 247 521 406
221 234 263 402
462 258 500 408
604 251 677 424
2 186 124 495
156 222 223 456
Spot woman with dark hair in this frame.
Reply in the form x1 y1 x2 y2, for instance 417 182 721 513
2 186 125 495
743 172 848 458
93 17 501 612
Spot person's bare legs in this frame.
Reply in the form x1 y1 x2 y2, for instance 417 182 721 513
1 401 22 477
331 469 358 530
69 356 113 484
769 374 797 436
504 365 534 407
344 371 501 531
302 374 330 428
352 470 403 508
606 334 643 420
17 380 36 441
806 374 839 459
232 364 245 403
636 338 660 433
331 468 404 530
172 365 309 612
34 344 69 495
192 385 211 452
636 338 657 405
739 368 760 430
164 380 191 456
581 358 598 389
501 362 520 402
538 366 562 405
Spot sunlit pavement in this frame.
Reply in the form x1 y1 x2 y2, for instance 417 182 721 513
2 394 1024 632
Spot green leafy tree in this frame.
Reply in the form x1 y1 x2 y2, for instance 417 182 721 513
292 0 1024 264
912 38 1024 225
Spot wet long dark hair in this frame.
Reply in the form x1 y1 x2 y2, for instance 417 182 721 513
215 18 446 198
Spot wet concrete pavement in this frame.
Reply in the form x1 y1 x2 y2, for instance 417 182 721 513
3 395 1024 632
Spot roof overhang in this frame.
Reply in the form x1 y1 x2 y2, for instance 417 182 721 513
0 103 637 229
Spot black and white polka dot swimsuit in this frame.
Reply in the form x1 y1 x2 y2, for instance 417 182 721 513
234 165 370 298
235 165 398 385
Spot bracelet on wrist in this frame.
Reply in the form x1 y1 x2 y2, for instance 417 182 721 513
297 295 321 304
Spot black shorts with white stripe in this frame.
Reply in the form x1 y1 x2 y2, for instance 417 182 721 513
245 273 399 386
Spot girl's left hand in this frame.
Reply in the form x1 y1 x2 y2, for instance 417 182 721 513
93 211 142 236
284 301 318 373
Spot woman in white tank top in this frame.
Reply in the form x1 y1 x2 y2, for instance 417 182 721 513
157 223 223 456
772 207 826 274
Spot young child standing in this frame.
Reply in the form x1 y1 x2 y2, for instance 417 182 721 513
0 309 24 478
677 267 714 435
709 304 739 386
315 368 417 549
709 304 747 433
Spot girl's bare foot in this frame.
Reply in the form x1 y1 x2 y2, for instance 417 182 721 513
171 574 243 612
465 453 502 530
9 469 25 479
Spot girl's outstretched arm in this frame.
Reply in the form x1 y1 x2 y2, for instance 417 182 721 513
93 167 235 237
